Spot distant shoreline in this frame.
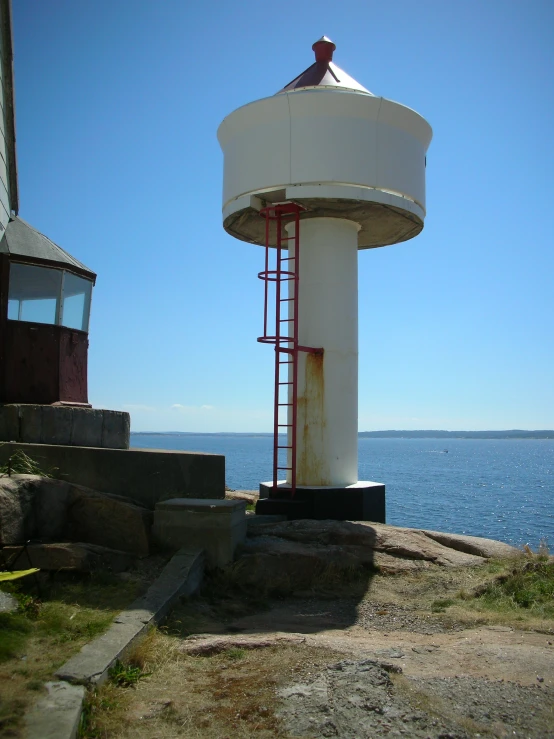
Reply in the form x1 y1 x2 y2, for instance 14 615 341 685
130 430 554 440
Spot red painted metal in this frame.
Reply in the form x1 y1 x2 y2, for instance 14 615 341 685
277 36 368 95
257 204 322 495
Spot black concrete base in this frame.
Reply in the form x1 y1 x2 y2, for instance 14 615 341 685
256 481 386 522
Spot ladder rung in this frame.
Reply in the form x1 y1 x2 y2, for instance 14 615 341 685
277 445 292 449
277 466 292 470
279 318 293 322
277 402 292 406
277 424 292 427
278 381 292 385
280 297 294 302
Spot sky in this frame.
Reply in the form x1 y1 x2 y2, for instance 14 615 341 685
11 0 554 432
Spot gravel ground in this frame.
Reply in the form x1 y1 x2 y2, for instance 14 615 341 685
356 600 464 634
277 659 554 738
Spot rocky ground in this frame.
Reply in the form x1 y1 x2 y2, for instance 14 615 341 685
85 518 553 738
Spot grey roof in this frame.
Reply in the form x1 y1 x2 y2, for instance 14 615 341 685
0 216 96 281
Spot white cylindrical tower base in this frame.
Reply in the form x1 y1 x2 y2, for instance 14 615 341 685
286 217 359 487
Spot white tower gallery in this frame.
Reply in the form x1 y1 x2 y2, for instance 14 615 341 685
218 37 432 521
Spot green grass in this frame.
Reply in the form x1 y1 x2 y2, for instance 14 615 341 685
0 612 32 661
0 449 55 477
471 559 554 618
0 571 144 738
108 659 151 687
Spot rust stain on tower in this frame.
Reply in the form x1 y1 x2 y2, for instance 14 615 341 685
297 351 330 486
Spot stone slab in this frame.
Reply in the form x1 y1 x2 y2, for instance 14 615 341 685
25 681 85 739
0 405 130 449
247 513 287 532
153 499 246 567
257 481 386 522
55 548 204 686
0 589 17 613
0 444 225 508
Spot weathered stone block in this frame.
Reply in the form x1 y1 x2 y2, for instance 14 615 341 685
70 407 103 447
19 405 42 443
153 498 247 567
65 487 152 556
42 405 73 445
101 410 130 450
0 404 19 441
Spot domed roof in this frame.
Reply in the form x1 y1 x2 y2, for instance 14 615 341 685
277 36 372 95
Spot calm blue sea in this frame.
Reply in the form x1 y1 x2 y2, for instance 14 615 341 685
131 434 553 548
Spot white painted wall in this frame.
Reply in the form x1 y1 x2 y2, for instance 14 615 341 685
218 89 432 221
0 3 12 230
286 217 359 487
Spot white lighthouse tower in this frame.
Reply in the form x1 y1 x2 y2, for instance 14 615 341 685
218 37 432 521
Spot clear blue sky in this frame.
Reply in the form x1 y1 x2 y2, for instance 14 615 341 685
12 0 554 432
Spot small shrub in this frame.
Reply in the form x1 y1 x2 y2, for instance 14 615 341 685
224 647 247 661
0 449 56 477
108 659 151 687
430 598 455 612
0 612 32 662
472 560 554 617
17 593 41 619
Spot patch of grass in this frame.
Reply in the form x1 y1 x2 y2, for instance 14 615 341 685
0 449 56 477
430 598 455 612
108 660 151 688
0 696 26 738
80 630 344 739
0 612 32 662
0 570 146 739
471 560 554 618
79 684 122 739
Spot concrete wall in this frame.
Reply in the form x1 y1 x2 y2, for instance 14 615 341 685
0 442 225 508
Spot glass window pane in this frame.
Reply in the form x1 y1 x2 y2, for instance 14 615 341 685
7 299 19 320
8 263 62 325
61 272 92 331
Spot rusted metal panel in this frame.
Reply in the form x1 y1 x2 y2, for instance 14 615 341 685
0 321 88 404
297 351 331 487
2 321 60 403
58 329 88 403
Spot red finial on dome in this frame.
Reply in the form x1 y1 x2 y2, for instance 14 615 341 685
312 36 336 62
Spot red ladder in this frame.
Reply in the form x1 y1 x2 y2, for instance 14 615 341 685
257 203 322 495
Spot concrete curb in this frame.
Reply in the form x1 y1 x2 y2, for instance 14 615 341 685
24 681 85 739
55 548 204 686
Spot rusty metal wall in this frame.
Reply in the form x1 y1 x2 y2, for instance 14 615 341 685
1 321 88 404
59 329 88 402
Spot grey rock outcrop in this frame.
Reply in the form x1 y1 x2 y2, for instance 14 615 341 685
238 519 521 587
2 542 136 573
0 475 152 561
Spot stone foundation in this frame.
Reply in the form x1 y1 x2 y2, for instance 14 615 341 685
0 404 130 449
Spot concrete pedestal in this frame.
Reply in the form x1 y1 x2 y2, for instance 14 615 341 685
0 404 130 449
257 481 386 522
153 498 247 568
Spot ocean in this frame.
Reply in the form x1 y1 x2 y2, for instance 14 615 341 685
130 434 553 549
